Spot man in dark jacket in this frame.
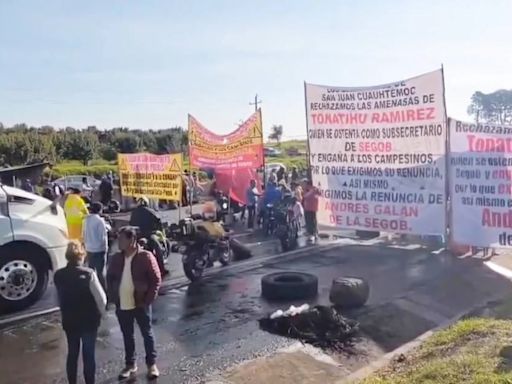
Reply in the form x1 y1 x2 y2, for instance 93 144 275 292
107 226 162 380
99 176 113 205
54 240 107 384
129 196 168 276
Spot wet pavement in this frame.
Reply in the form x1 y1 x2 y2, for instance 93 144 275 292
2 236 512 384
0 227 284 323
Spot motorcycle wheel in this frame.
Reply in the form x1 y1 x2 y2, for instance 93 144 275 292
183 251 205 282
108 200 121 213
183 261 204 281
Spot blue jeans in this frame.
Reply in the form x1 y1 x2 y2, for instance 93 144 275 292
86 251 106 291
116 307 156 366
65 329 97 384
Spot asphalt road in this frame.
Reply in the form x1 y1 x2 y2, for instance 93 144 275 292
0 226 281 324
2 236 511 383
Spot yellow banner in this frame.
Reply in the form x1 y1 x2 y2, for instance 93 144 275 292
118 153 183 200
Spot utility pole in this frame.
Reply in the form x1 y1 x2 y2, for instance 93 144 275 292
249 94 262 112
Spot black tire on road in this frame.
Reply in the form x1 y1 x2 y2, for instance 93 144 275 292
329 277 370 308
0 245 49 313
230 238 252 261
261 272 318 301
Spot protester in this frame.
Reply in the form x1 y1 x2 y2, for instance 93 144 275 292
291 167 299 183
291 181 303 202
277 166 285 183
82 177 94 200
99 176 113 206
21 178 35 193
292 196 305 230
83 202 110 291
54 240 107 384
64 187 89 241
181 171 190 206
107 227 162 380
303 180 320 242
264 181 282 206
257 184 266 227
245 179 260 230
129 196 168 276
268 169 277 184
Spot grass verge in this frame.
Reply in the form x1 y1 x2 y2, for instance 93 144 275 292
361 318 512 384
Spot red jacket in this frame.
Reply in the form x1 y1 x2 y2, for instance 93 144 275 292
303 187 320 212
107 248 162 308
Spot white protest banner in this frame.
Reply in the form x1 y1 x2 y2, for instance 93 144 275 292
305 69 447 234
450 119 512 247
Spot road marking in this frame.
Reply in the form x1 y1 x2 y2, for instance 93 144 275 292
484 260 512 280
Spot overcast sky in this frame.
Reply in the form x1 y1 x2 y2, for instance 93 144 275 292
0 0 510 139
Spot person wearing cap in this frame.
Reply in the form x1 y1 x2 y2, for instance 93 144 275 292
129 197 168 276
83 202 111 291
64 187 89 241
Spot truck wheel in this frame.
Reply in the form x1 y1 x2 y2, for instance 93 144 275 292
261 272 318 301
329 277 370 308
0 246 49 312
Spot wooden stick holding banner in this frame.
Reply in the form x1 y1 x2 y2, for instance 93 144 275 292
441 64 450 246
259 108 267 186
303 81 312 181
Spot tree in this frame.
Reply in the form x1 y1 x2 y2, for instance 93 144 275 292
468 89 512 125
62 132 99 165
268 125 283 144
113 133 141 153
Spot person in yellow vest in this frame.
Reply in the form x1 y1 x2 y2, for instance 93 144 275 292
64 187 89 241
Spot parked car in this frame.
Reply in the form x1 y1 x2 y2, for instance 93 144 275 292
264 147 282 157
54 175 101 191
0 184 68 312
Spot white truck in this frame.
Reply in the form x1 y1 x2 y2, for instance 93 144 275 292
0 184 68 312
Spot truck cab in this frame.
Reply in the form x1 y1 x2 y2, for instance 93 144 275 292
0 184 68 313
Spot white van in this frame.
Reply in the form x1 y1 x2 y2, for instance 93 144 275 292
0 184 68 312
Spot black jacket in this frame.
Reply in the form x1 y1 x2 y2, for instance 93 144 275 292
129 206 161 238
54 265 101 333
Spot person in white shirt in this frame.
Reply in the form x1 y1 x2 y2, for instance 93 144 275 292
292 196 305 231
83 202 110 291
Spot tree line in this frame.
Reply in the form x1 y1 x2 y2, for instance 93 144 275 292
0 124 188 167
0 88 509 167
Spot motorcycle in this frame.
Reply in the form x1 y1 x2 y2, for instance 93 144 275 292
274 204 299 252
216 194 229 223
169 218 232 282
135 224 172 276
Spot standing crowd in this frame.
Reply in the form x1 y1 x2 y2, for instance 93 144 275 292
245 166 320 242
42 166 319 384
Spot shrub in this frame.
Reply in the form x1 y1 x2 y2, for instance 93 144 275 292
45 164 118 180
